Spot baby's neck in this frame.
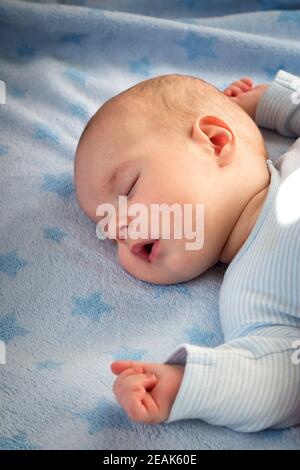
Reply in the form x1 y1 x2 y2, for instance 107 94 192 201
219 183 270 264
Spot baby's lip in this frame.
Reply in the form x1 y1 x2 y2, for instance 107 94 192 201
130 239 160 263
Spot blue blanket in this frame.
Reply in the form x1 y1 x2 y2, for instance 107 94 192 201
0 0 299 450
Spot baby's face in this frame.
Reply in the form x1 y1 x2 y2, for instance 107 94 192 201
75 115 231 284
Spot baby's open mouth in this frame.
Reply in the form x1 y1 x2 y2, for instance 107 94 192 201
131 240 160 263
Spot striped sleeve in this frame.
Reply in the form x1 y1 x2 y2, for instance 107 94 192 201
163 333 300 432
255 69 300 137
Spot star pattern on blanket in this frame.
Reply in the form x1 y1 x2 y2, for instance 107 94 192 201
184 0 199 9
277 11 300 26
261 428 290 439
16 44 37 58
41 173 74 200
151 283 190 298
129 57 151 77
70 103 89 120
60 33 89 45
64 67 86 88
43 227 66 243
0 313 28 343
175 31 217 61
111 345 147 362
72 292 112 322
0 432 37 450
10 86 28 98
259 0 281 9
0 144 8 156
77 399 133 434
186 324 219 347
0 251 27 277
36 360 63 370
264 63 286 80
34 124 60 145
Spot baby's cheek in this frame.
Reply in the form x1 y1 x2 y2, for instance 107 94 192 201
117 245 132 271
117 245 147 279
166 248 188 275
167 245 204 280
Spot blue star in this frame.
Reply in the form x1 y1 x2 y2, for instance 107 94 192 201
0 313 28 343
0 251 27 277
259 0 279 9
10 86 27 98
77 399 133 434
263 63 286 81
43 227 66 243
34 124 60 145
72 292 112 322
41 173 74 200
64 67 86 87
60 33 88 45
16 45 36 58
150 283 190 299
36 360 63 370
184 0 230 10
260 428 289 439
277 11 300 26
129 56 151 77
111 346 147 362
184 0 197 8
63 0 86 5
0 144 8 156
0 432 37 450
69 103 89 120
176 31 217 61
186 324 218 347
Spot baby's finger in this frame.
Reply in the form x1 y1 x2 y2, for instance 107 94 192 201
121 373 158 397
126 388 150 422
232 80 251 92
223 88 232 96
240 77 253 86
113 367 145 396
229 85 243 97
126 386 158 423
111 360 144 376
139 388 160 419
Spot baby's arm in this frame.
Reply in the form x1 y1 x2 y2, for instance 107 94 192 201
224 71 300 137
111 328 300 431
162 330 300 431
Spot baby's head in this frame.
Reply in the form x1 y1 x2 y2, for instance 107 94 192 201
75 74 268 284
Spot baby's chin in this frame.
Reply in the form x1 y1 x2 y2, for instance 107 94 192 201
124 268 191 285
119 256 201 285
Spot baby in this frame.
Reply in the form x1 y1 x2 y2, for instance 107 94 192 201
74 70 300 432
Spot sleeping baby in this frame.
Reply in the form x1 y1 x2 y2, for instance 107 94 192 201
74 70 300 432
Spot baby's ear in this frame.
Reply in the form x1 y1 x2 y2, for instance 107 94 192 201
193 115 236 166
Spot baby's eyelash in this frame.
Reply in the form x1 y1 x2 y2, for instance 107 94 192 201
126 175 139 197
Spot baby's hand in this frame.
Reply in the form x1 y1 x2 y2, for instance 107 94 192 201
111 360 184 424
223 77 269 120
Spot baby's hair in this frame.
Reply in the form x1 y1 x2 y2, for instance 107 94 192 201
77 74 267 161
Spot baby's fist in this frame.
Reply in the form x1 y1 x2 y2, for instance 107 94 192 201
111 360 184 424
